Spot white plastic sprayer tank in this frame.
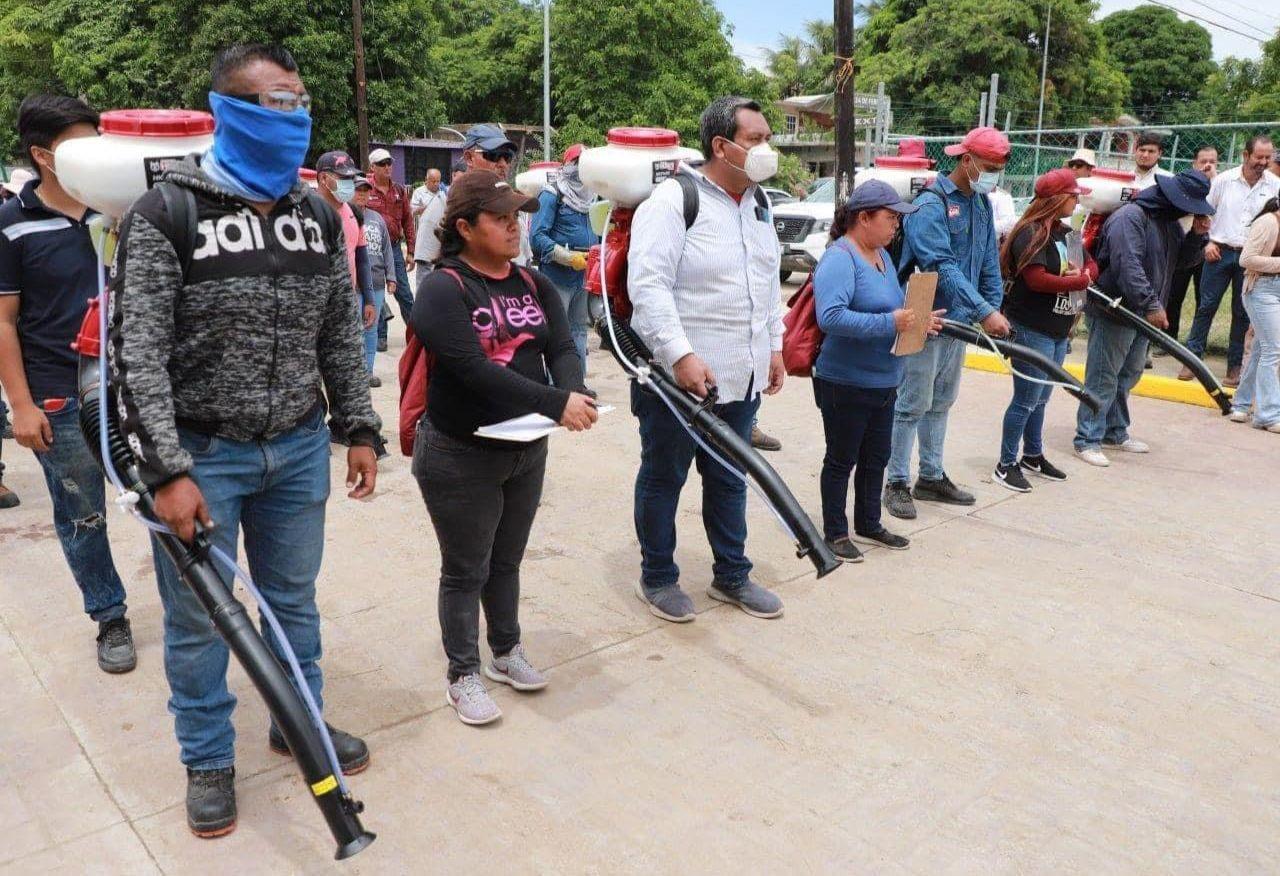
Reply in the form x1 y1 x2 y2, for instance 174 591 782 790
578 128 702 208
855 156 937 200
56 109 215 219
1078 167 1139 215
516 161 561 198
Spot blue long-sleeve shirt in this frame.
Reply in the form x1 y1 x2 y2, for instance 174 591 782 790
899 176 1003 325
530 187 598 294
813 239 905 389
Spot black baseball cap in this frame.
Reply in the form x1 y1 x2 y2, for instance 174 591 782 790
316 150 359 178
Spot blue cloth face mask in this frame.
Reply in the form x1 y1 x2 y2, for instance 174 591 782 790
330 178 356 203
965 158 1001 195
207 91 312 201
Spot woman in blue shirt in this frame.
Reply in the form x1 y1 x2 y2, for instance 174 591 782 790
812 181 942 562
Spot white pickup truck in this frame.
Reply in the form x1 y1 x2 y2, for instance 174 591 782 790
773 177 836 283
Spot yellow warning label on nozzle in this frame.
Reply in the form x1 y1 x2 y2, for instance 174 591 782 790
311 774 338 796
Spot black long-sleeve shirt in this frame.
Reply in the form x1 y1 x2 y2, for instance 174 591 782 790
411 257 582 445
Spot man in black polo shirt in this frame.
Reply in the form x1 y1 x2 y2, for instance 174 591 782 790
0 94 135 671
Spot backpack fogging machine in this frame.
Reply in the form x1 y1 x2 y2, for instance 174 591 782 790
579 128 838 580
58 109 373 859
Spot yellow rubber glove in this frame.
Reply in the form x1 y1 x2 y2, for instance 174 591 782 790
569 251 589 271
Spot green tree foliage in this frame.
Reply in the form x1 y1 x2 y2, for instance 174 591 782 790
854 0 1127 132
1099 6 1215 115
1198 32 1280 121
765 21 836 98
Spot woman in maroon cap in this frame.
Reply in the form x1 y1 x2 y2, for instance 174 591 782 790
409 170 598 726
993 168 1098 493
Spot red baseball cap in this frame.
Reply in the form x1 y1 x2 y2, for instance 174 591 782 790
943 126 1011 161
1035 167 1091 198
562 143 585 164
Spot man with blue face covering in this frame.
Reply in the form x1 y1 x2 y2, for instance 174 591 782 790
886 126 1011 521
110 43 380 839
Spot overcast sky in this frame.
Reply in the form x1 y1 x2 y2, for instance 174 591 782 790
719 0 1277 70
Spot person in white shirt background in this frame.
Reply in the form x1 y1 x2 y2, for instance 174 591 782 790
1132 131 1173 190
1180 135 1279 386
412 168 447 272
410 167 443 225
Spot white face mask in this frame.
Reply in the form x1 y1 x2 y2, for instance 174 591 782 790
328 177 355 203
724 139 779 183
965 158 1000 195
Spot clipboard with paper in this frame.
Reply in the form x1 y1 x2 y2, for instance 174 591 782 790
892 271 939 356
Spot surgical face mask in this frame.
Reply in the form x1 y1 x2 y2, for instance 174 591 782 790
965 158 1000 195
723 139 779 183
329 177 355 203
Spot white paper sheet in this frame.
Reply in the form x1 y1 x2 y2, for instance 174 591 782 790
474 406 613 442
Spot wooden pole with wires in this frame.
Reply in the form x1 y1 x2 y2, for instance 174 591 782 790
352 0 370 165
834 0 856 201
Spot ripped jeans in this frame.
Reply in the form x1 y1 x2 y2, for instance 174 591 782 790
33 397 128 623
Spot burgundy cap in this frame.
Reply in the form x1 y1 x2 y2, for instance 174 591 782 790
1035 167 1091 198
943 126 1011 161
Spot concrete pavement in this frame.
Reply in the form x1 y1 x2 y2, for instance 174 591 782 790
1 338 1277 874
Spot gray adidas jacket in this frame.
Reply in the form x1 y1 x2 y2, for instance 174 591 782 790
109 158 380 488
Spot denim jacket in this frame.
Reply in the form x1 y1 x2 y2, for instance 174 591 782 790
530 188 598 293
900 175 1003 325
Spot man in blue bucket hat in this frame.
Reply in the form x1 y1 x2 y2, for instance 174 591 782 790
1073 169 1214 467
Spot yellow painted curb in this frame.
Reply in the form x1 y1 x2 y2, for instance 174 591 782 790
963 350 1229 411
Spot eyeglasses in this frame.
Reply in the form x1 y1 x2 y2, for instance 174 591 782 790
227 90 312 114
373 158 393 167
481 149 516 164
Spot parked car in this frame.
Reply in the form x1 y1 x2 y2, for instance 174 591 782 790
773 177 836 283
762 186 798 205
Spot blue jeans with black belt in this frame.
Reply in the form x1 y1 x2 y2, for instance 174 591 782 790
151 406 330 770
632 381 759 592
32 397 128 622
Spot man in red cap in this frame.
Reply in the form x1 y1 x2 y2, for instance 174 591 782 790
530 143 599 389
885 126 1011 520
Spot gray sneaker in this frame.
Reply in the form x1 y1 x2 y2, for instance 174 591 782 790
708 580 783 619
883 481 917 520
446 674 502 725
634 581 696 623
96 618 137 674
484 643 548 691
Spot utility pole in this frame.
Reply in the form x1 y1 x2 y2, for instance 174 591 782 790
987 73 1000 127
352 0 370 165
1033 2 1052 177
834 0 856 201
543 0 552 160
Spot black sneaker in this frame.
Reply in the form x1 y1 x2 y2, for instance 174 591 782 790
187 767 236 838
854 528 911 551
993 462 1032 493
1020 454 1067 482
269 723 370 775
96 618 137 674
883 482 917 520
826 536 864 563
912 474 976 506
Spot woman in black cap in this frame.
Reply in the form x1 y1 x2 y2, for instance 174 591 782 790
410 170 597 726
811 180 942 563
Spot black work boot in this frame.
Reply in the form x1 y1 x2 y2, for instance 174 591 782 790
912 474 976 506
269 723 370 775
187 767 236 838
96 618 137 674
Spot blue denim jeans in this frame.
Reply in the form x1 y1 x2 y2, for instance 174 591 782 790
887 334 967 484
554 277 590 370
1232 276 1280 428
363 285 386 373
152 405 330 770
1074 314 1148 451
632 381 760 591
32 398 128 622
379 244 414 343
813 378 895 540
1185 248 1249 368
999 322 1070 466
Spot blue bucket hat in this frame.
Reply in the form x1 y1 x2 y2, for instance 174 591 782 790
845 179 920 214
1153 169 1215 216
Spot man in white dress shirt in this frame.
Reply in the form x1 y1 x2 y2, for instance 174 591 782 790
626 96 787 624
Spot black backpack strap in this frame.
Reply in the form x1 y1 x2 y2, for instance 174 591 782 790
675 173 699 231
156 181 198 279
754 186 769 214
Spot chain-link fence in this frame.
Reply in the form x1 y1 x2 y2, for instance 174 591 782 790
888 122 1280 201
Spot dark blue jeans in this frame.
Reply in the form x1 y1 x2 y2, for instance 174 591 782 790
378 243 415 343
1186 248 1249 368
152 406 330 770
632 381 760 591
813 378 895 540
33 398 128 622
999 322 1070 466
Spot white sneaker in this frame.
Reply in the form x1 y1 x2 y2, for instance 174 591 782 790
1229 410 1250 423
1104 438 1149 453
1074 447 1111 467
484 643 548 691
446 674 502 725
